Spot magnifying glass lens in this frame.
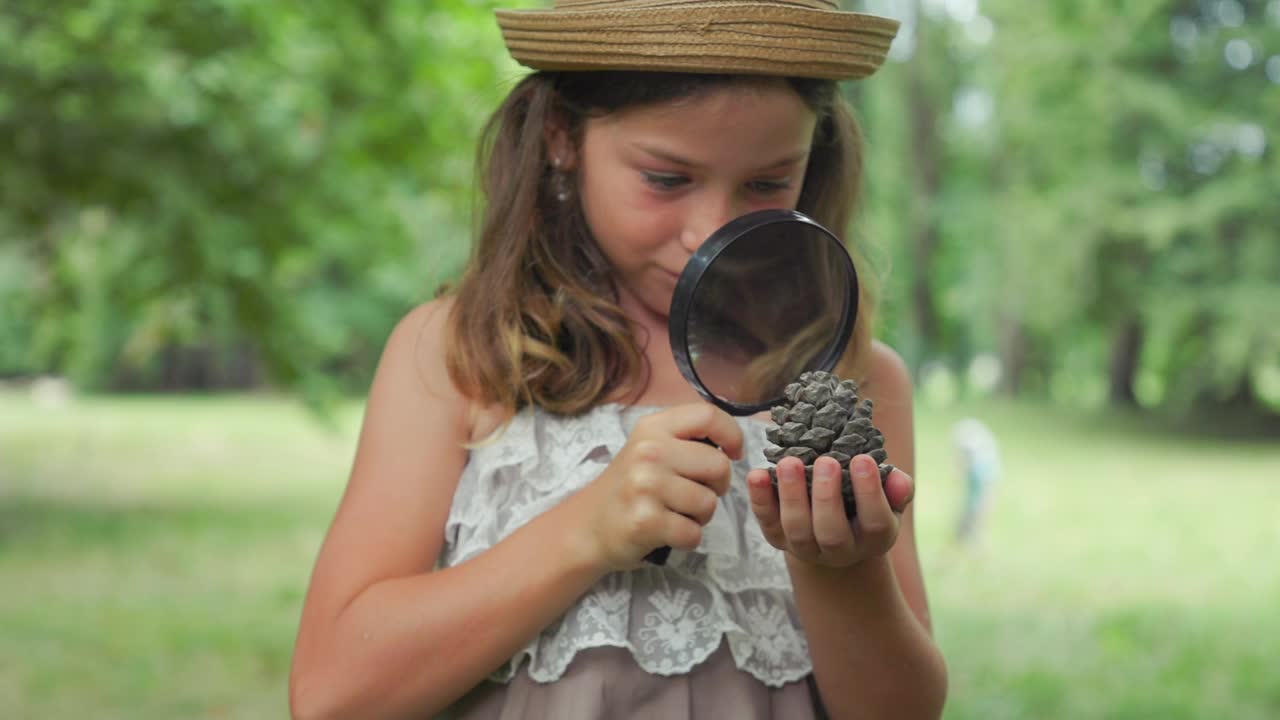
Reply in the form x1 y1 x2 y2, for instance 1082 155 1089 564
684 219 853 411
652 210 857 565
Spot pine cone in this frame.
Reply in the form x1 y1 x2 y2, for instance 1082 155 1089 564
761 370 895 518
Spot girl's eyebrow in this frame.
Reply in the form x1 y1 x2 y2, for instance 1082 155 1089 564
631 142 698 167
632 142 808 171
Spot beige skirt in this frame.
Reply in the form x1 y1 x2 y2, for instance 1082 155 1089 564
441 639 825 720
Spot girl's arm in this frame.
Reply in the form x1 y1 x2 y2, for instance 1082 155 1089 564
748 341 947 719
290 299 748 720
793 342 946 719
289 300 606 720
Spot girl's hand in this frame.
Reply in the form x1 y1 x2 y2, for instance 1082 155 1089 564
571 404 745 572
746 454 914 568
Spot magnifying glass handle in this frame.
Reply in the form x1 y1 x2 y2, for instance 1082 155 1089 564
644 546 673 565
644 437 720 566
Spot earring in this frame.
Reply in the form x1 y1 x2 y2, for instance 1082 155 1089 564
550 157 572 203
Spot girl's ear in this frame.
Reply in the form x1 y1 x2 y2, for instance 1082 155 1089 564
544 113 578 171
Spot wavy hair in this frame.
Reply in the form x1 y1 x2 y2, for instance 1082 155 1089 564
444 71 878 419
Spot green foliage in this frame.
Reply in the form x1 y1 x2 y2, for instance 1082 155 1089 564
0 0 530 396
858 0 1279 416
2 0 1276 417
3 392 1277 717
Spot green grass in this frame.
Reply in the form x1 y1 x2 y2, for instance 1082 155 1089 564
1 390 1277 719
0 393 358 719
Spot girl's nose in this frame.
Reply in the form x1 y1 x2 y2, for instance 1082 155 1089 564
680 196 741 253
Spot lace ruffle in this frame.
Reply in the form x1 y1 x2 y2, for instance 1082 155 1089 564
440 404 812 688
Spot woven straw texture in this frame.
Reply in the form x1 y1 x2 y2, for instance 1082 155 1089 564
496 0 899 80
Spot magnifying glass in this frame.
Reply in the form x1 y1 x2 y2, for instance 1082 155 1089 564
645 208 859 565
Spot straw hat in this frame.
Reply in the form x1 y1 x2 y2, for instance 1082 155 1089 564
495 0 901 81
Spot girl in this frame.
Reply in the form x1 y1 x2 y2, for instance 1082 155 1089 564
290 1 948 718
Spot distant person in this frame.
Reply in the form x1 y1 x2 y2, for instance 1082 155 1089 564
288 2 947 718
952 418 1002 547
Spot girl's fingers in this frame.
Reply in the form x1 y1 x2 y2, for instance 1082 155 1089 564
630 405 743 497
642 404 745 460
850 454 896 542
883 467 914 513
663 511 705 551
775 457 818 557
670 441 735 497
809 457 855 552
747 468 784 545
747 455 905 565
661 474 721 526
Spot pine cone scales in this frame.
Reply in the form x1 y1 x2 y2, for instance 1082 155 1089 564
762 371 895 518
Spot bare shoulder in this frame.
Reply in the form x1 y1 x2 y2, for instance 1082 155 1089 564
354 294 479 501
859 340 914 472
374 297 468 420
861 341 933 631
298 297 476 618
351 295 476 494
862 340 915 410
379 297 505 442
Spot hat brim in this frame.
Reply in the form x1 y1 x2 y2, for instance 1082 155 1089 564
495 4 900 80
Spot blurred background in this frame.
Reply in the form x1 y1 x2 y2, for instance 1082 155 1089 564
1 0 1277 718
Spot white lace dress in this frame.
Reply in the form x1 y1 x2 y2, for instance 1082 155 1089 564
437 404 826 719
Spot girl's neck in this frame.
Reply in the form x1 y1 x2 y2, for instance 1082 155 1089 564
616 335 703 409
612 292 705 408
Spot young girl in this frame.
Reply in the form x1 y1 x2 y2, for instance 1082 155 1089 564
290 1 948 717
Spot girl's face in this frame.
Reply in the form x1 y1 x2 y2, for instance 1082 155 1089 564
570 82 817 325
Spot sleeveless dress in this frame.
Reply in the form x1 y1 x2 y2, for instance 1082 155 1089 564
436 404 828 719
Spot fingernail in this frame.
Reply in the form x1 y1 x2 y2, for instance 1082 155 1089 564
853 458 870 480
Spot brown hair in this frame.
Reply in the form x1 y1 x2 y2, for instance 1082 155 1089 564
444 71 878 419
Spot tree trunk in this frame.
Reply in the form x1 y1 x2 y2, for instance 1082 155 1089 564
1108 317 1145 406
906 19 942 360
1000 317 1027 396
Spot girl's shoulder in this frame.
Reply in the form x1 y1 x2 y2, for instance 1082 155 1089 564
864 340 912 387
376 297 496 445
861 340 915 407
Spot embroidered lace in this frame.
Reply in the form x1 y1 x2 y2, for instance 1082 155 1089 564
439 404 813 688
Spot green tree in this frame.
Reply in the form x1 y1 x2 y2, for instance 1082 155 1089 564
859 0 1279 417
0 0 530 400
986 0 1280 414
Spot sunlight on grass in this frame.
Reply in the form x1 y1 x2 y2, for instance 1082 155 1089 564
912 399 1280 720
1 391 356 719
1 389 1277 718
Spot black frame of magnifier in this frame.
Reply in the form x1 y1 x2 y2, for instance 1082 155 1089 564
667 208 860 416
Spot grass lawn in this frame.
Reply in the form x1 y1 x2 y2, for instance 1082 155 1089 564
1 389 1277 719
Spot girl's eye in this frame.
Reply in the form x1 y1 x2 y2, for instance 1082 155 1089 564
642 172 689 190
747 179 792 194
